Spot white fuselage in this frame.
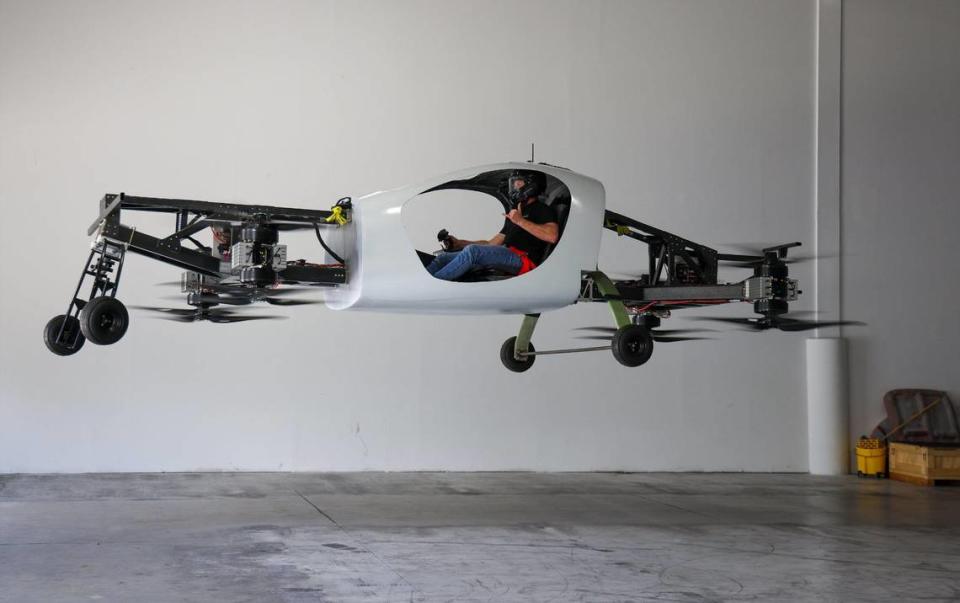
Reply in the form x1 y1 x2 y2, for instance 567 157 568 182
323 163 606 315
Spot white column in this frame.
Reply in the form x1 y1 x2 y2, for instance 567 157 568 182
807 338 849 475
809 0 849 475
815 0 843 336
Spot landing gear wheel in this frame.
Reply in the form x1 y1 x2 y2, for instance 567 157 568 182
44 315 85 356
500 336 536 373
611 325 654 367
79 296 129 345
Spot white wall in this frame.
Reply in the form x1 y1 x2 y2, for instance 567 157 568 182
841 1 960 440
0 0 818 472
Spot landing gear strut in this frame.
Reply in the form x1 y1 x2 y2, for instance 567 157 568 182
500 314 539 372
496 274 660 371
44 239 128 356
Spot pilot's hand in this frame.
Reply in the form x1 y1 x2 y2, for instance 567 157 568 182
506 209 524 225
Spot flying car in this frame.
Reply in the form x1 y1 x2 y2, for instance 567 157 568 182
44 162 850 370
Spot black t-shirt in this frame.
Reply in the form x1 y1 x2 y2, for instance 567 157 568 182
499 201 557 259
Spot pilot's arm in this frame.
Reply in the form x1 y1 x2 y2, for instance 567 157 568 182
505 209 559 244
448 233 504 250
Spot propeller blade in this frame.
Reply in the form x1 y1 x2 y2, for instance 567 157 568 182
652 328 716 335
691 316 769 331
264 297 323 306
717 243 771 254
198 284 250 295
723 256 822 268
162 314 200 323
133 307 200 322
207 289 321 305
575 335 614 341
131 305 198 316
205 313 286 323
202 293 257 305
132 304 285 323
575 324 712 336
651 327 715 342
716 242 833 267
692 316 757 325
774 318 864 332
261 286 320 296
574 326 618 334
693 315 863 332
162 294 253 306
214 297 255 306
577 332 711 343
718 243 801 256
652 335 712 343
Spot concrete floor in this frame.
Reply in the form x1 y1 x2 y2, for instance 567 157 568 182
1 473 958 602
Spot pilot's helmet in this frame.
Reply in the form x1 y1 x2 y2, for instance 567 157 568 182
508 170 546 205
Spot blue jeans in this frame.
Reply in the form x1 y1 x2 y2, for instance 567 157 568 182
427 244 522 281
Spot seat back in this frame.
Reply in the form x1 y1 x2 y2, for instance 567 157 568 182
536 194 571 265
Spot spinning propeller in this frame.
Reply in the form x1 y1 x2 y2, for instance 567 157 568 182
142 279 325 323
131 305 286 323
692 314 862 332
157 281 323 308
716 242 834 269
574 326 713 343
718 242 791 263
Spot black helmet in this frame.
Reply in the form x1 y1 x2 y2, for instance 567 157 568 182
507 170 546 205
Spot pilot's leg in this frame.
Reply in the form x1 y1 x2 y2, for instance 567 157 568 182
426 251 460 276
476 245 524 274
432 245 521 281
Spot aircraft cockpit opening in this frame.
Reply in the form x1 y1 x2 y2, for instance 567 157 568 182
402 169 571 282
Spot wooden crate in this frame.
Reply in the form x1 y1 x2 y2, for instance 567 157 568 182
889 442 960 486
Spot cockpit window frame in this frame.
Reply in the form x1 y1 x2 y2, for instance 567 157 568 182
422 169 570 214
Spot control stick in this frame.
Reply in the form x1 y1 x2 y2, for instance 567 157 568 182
437 229 453 251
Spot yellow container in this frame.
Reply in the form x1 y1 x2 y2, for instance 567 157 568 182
856 437 887 477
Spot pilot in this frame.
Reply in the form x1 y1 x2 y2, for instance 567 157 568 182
427 170 559 281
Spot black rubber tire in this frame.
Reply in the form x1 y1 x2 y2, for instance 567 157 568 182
44 315 85 356
611 324 654 367
240 226 278 244
79 296 129 345
500 336 536 373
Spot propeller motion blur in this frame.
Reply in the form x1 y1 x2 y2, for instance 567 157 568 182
44 163 859 370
